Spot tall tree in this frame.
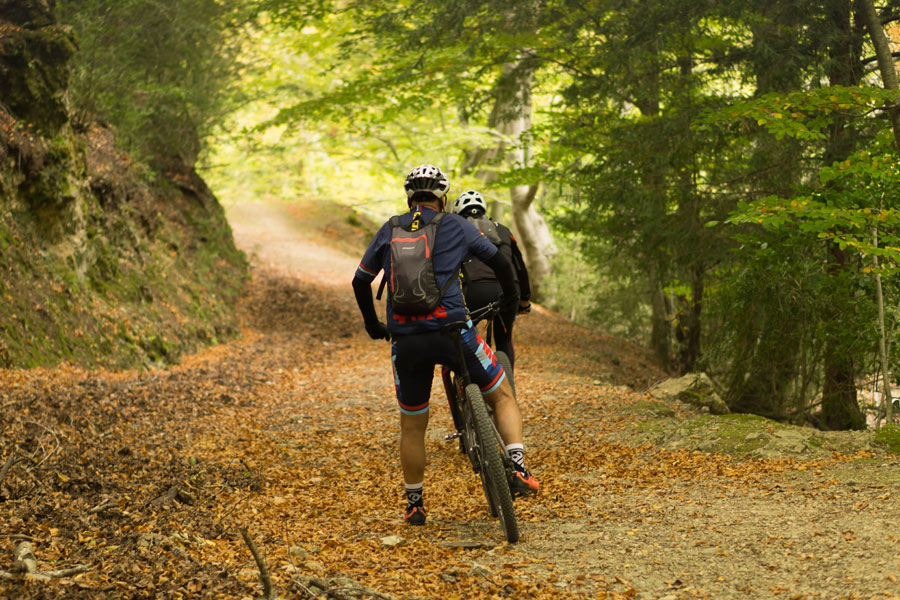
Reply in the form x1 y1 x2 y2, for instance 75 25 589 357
817 0 867 430
262 0 561 295
461 55 556 297
538 0 737 371
859 0 900 424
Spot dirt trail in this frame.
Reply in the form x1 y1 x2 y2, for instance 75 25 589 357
224 201 900 600
2 201 899 600
226 201 359 286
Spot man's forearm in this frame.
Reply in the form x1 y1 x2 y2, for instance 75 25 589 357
483 252 517 302
352 276 379 325
511 242 531 302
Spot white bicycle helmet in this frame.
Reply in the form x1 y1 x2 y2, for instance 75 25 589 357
404 164 450 199
452 190 487 215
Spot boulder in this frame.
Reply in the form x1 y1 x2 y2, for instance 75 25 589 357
649 373 730 415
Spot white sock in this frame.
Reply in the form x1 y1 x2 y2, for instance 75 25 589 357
505 443 526 471
405 481 423 506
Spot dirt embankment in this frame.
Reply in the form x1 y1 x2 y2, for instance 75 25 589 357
0 3 246 369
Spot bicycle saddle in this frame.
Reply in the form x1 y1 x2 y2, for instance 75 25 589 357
440 321 469 335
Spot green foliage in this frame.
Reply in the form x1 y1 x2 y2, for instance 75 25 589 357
259 0 541 126
57 0 250 168
873 424 900 454
198 4 513 218
197 0 900 427
700 86 900 141
542 201 653 340
700 71 900 422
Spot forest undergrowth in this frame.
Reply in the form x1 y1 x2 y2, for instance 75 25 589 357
1 203 900 600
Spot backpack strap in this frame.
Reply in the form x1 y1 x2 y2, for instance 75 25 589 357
496 222 512 246
376 215 403 301
438 270 458 296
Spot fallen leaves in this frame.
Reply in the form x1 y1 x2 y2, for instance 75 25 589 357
1 263 898 600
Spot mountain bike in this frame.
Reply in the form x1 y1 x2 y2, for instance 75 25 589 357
440 302 519 543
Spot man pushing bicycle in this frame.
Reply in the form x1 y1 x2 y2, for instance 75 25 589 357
351 164 540 526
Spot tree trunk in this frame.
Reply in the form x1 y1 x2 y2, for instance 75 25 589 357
464 59 556 299
858 0 900 154
672 50 704 375
634 48 674 370
649 268 673 370
820 0 866 430
509 183 554 298
678 262 703 374
822 343 866 430
821 244 866 430
872 225 894 424
860 0 900 425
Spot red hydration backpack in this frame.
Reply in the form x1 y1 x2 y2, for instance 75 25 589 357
380 210 455 315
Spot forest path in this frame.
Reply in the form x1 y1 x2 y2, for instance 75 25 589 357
2 201 899 600
226 201 360 286
222 201 900 600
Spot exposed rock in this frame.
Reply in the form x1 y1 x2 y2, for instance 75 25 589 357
469 564 493 579
0 1 77 135
0 1 246 370
649 373 730 415
379 535 404 547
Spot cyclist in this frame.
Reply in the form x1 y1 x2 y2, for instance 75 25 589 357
351 164 541 526
452 190 532 370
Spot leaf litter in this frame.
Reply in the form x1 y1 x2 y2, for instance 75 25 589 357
1 202 900 600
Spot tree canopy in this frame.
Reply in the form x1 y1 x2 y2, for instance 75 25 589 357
53 0 900 429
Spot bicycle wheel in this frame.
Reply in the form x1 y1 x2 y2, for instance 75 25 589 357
495 351 515 398
465 383 519 543
456 384 496 517
467 394 499 520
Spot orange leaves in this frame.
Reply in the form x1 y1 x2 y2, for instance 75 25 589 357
3 254 898 600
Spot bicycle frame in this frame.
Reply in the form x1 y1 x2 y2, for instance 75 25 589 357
441 300 501 431
441 326 480 472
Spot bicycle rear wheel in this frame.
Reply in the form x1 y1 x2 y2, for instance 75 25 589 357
465 383 519 543
456 379 497 516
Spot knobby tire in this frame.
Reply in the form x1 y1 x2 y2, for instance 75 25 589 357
455 378 498 518
465 383 519 543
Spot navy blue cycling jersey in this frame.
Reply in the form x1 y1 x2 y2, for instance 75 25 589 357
355 205 498 335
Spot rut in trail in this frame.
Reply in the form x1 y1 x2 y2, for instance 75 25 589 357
2 200 899 600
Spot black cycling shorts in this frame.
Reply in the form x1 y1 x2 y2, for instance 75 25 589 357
390 324 505 414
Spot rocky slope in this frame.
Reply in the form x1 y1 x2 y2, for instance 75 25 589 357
0 0 246 368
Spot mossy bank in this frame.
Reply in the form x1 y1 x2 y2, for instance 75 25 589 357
0 1 247 369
